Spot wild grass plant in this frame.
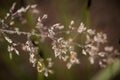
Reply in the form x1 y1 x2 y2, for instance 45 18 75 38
0 2 120 79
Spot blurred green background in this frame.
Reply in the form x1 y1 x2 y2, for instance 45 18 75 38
0 0 120 80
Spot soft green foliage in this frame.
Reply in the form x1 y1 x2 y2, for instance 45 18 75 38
91 60 120 80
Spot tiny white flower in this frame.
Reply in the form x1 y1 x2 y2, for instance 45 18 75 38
77 22 86 33
14 49 19 55
70 20 74 25
31 4 37 8
104 46 113 52
82 49 87 55
4 36 12 43
42 14 48 19
89 57 94 64
66 63 72 69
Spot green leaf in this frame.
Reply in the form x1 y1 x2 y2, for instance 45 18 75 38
91 60 120 80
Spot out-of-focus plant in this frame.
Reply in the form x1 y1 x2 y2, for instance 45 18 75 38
0 2 120 77
91 60 120 80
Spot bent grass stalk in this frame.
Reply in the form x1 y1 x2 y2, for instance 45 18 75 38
0 2 120 77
